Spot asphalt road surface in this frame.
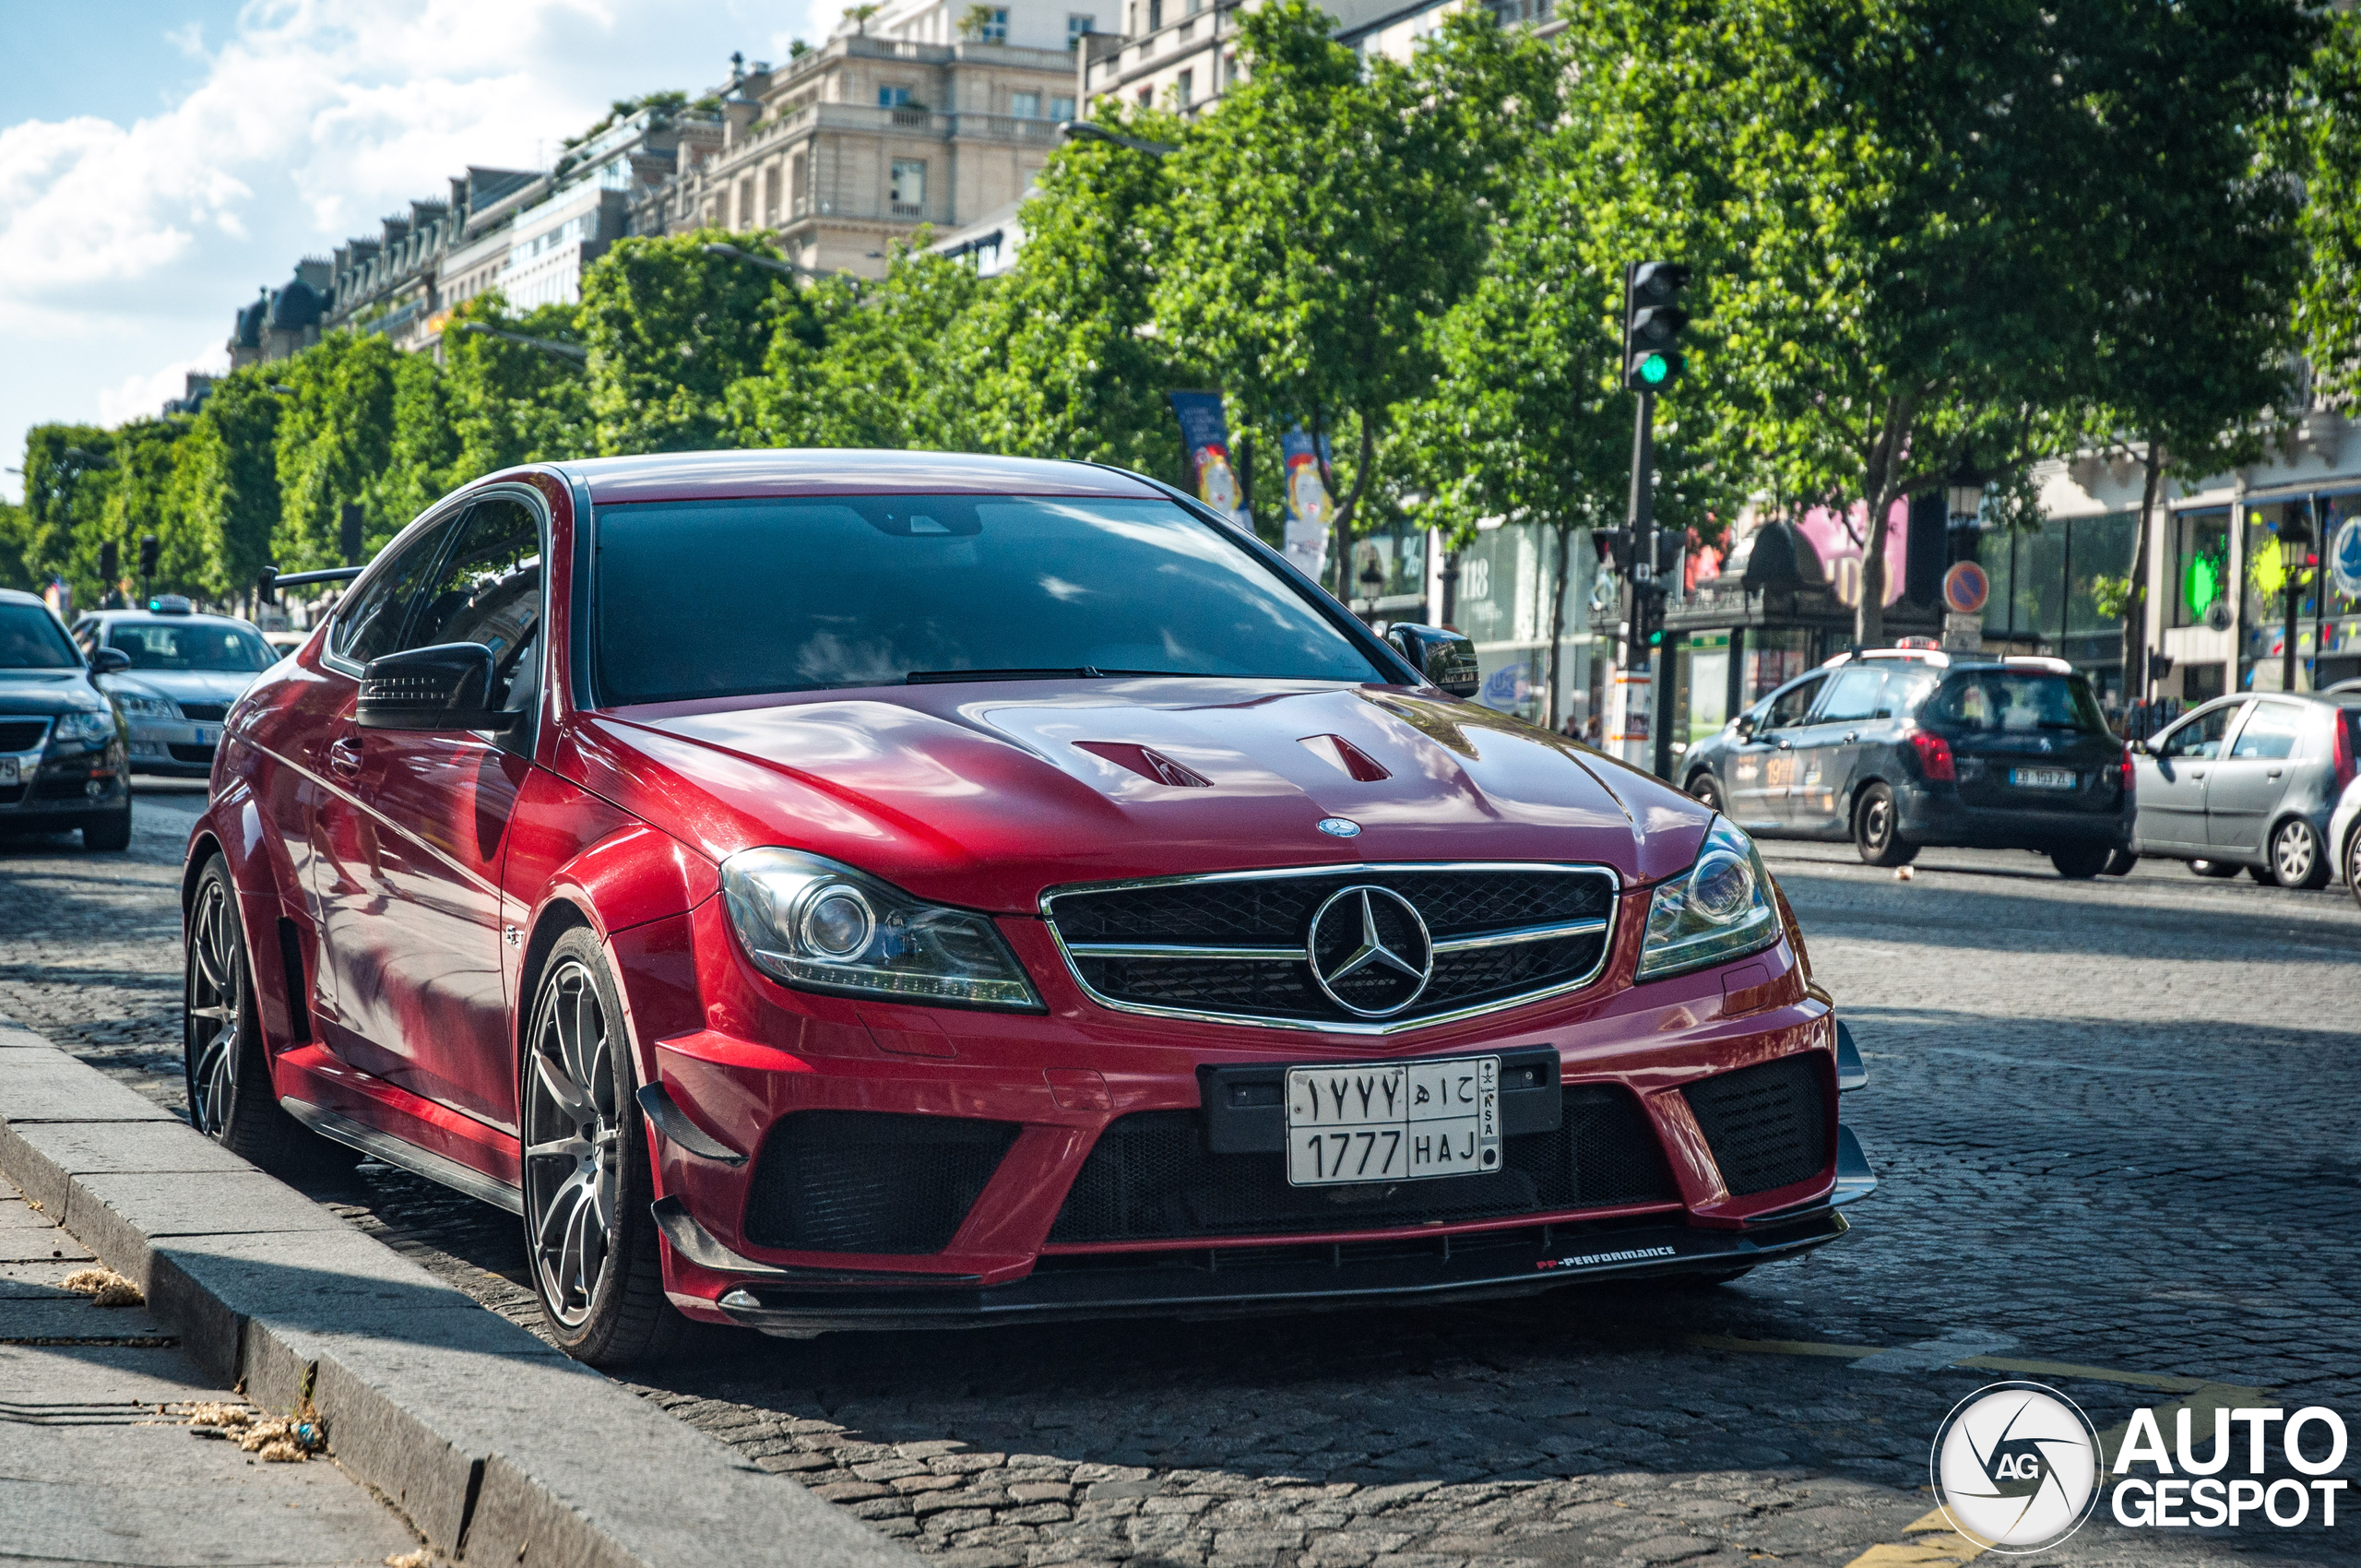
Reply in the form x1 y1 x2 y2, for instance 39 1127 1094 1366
3 778 2355 1567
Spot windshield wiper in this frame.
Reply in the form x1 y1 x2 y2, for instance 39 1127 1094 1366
906 667 1104 684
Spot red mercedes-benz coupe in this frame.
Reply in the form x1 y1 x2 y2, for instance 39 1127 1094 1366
183 451 1873 1365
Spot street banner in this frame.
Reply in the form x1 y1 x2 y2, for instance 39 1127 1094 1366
1280 425 1333 583
2332 513 2361 600
1167 392 1245 520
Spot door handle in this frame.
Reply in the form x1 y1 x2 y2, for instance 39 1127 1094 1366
326 736 363 779
1843 731 1858 742
2266 768 2283 779
2190 769 2205 779
1774 738 1792 750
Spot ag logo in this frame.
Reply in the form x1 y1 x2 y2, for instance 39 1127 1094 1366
1930 1382 2103 1552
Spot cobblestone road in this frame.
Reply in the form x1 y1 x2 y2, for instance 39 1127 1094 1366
4 783 2355 1566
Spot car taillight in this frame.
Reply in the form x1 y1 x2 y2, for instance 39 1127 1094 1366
2334 713 2356 792
1909 731 1955 782
2120 741 2137 797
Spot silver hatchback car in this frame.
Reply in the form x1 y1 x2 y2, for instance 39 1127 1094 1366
2130 691 2361 887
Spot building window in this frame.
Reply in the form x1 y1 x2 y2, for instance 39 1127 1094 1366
1127 3 1139 35
1148 0 1163 28
1051 95 1075 119
1177 68 1193 105
1136 86 1152 106
736 177 754 229
890 159 928 219
1224 51 1238 86
764 165 781 225
879 84 914 108
1068 13 1097 48
1011 91 1041 118
976 6 1008 42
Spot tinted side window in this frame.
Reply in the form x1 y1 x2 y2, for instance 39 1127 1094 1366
330 515 461 667
409 497 543 712
2158 705 2235 760
1767 675 1824 729
1882 670 1940 716
1814 668 1887 723
2228 701 2303 761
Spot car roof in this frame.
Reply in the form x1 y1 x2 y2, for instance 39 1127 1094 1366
0 588 46 608
551 449 1170 506
85 609 255 627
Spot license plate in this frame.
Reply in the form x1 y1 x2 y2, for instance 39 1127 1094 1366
0 758 15 785
194 723 221 744
2010 767 2076 790
1285 1055 1500 1186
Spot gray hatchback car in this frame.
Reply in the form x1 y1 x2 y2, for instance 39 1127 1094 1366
2130 691 2361 887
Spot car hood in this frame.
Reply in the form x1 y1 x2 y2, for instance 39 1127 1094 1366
578 681 1712 913
98 669 260 707
0 670 108 716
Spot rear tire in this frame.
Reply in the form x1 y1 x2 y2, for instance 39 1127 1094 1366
520 927 686 1369
2101 849 2137 876
184 857 339 1176
2345 826 2361 911
2247 863 2274 885
82 808 132 852
2049 844 2111 879
1852 784 1916 867
1688 772 1725 813
2189 860 2239 878
2268 818 2330 890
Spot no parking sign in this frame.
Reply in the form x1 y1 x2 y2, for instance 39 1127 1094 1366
1942 560 1989 615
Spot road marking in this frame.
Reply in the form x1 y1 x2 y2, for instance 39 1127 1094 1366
1845 1510 1993 1566
1851 1333 2019 1373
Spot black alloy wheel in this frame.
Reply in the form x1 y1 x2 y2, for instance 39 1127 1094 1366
1688 772 1725 814
2189 860 2239 879
2346 826 2361 911
1852 783 1917 867
520 927 682 1367
2269 818 2331 890
2049 844 2112 879
184 856 335 1173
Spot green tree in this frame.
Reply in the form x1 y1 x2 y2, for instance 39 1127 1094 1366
2292 10 2361 409
96 418 204 602
18 426 119 605
168 371 284 612
581 231 791 455
273 332 402 570
443 294 594 482
1154 5 1543 594
0 501 34 593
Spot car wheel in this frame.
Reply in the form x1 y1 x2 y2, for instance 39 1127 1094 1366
1852 784 1916 867
1688 772 1725 813
521 927 684 1368
2049 844 2112 879
184 857 339 1174
2346 826 2361 911
2189 859 2239 878
81 808 132 852
2101 849 2138 876
2268 818 2331 890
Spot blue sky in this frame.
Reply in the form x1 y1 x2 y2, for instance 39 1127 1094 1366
0 0 829 502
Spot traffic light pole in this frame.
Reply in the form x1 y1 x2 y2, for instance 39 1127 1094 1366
1608 258 1690 776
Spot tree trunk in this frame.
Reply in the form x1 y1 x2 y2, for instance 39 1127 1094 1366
1545 519 1573 730
1854 396 1916 649
1319 415 1377 607
2121 440 2162 706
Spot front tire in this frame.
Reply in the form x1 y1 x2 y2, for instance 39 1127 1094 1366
2049 844 2112 879
82 808 132 852
2101 849 2138 876
521 928 683 1368
2268 818 2330 890
184 857 333 1174
1688 772 1725 813
1853 783 1916 867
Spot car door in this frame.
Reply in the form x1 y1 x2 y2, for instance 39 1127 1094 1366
2205 697 2306 856
1784 666 1887 835
312 496 543 1125
2134 701 2239 853
1725 673 1824 832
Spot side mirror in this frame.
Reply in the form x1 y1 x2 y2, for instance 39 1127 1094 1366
357 642 518 731
1733 712 1756 740
88 647 131 674
1385 623 1481 699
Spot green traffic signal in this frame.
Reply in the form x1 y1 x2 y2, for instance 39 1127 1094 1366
1638 353 1669 386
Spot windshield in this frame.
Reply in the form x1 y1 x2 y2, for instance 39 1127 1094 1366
107 620 275 672
0 603 79 670
593 495 1385 706
1929 671 2108 735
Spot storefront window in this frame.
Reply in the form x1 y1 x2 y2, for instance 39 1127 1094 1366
2172 509 2231 630
1452 521 1594 731
2064 513 2136 637
2321 493 2361 686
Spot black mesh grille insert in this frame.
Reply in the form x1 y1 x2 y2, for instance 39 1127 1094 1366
1051 868 1614 1026
1681 1055 1829 1197
743 1111 1021 1255
169 744 218 765
179 702 229 721
1048 1085 1676 1243
0 720 48 752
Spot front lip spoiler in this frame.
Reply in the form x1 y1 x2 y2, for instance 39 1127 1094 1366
699 1204 1853 1335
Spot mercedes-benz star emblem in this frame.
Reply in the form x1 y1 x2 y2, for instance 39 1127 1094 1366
1306 885 1434 1018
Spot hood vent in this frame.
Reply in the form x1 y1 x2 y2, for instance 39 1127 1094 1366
1074 742 1213 789
1299 733 1391 781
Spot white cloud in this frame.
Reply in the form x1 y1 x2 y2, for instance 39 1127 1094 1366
96 343 234 428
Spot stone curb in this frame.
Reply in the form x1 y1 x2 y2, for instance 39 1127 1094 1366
0 1011 917 1568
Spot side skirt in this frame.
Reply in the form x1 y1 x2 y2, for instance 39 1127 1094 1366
282 1096 524 1215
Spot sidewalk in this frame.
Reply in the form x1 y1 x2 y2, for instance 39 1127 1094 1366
0 1171 425 1568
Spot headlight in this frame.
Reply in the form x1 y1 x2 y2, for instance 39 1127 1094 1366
111 692 179 719
1634 816 1781 981
720 848 1041 1010
50 711 118 744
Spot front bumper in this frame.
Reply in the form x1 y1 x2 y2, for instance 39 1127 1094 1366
123 717 219 777
0 741 129 822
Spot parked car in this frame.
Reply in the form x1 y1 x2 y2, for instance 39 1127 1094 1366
0 588 133 849
2329 768 2361 909
2131 691 2361 888
1683 649 2132 877
71 600 278 778
182 451 1874 1365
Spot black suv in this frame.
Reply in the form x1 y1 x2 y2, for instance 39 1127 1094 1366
1683 651 2132 876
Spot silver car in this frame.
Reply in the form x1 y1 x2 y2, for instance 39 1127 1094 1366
69 602 277 778
2130 691 2361 887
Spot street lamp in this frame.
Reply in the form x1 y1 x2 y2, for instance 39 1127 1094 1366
451 322 587 363
1056 120 1175 156
1944 452 1987 529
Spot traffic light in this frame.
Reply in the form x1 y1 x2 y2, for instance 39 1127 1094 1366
339 503 364 566
137 534 160 578
1623 261 1692 391
100 540 118 582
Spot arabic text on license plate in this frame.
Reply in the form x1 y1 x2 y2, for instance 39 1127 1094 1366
1285 1055 1499 1187
0 758 15 785
2010 767 2076 790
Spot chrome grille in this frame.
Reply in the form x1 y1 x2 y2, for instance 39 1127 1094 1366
1042 863 1617 1032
